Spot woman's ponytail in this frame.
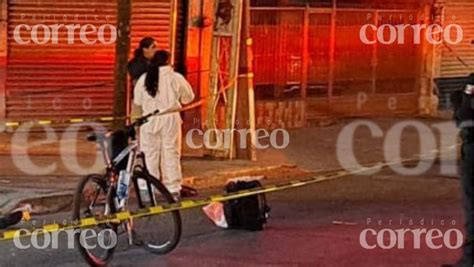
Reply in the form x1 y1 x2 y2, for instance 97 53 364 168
145 50 171 98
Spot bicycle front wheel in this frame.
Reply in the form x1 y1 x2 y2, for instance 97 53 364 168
73 174 117 267
127 170 182 254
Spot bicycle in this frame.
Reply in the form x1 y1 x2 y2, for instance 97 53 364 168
72 109 182 267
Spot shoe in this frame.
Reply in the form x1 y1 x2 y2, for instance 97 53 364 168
180 186 198 198
170 186 198 202
171 192 180 202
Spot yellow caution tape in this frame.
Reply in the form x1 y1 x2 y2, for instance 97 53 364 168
0 149 451 242
69 119 85 123
38 121 52 126
5 122 20 127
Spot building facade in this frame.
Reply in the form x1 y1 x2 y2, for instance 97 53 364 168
187 0 443 132
0 0 185 126
0 0 455 131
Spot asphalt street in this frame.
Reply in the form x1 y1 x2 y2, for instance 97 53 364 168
0 163 465 267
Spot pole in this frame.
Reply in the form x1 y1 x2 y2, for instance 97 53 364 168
113 0 132 130
170 0 179 65
236 0 257 160
228 0 244 159
245 0 257 161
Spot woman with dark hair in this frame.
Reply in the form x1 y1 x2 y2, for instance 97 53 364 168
133 50 195 199
128 37 157 87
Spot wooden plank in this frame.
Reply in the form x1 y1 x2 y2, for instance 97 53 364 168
226 0 243 159
204 0 220 148
169 0 178 64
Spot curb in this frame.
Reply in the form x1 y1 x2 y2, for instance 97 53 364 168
3 164 310 215
182 164 305 189
17 193 74 215
1 193 74 216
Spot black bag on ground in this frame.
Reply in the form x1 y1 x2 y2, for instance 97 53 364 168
223 180 270 231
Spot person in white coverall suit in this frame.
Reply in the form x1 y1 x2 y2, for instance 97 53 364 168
133 51 195 197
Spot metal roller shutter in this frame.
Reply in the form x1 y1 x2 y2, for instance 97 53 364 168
6 0 117 121
131 0 175 57
5 0 179 122
440 0 474 78
436 0 473 110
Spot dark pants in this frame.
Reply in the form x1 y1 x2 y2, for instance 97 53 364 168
461 143 473 266
0 211 22 229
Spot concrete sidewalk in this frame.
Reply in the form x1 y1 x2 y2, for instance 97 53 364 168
0 130 309 213
0 160 310 215
0 123 301 214
0 117 460 214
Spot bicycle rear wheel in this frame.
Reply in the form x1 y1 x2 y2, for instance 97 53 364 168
127 170 182 254
73 174 117 267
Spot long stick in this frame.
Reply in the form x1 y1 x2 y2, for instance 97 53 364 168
229 0 244 159
244 0 257 161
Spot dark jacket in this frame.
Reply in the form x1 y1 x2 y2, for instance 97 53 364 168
452 74 474 143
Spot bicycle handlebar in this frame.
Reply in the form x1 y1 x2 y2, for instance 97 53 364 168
128 109 160 129
124 109 161 140
86 109 160 143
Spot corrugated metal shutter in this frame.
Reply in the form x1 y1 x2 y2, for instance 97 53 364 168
6 0 117 121
440 0 474 78
5 0 179 122
131 0 174 56
437 0 473 111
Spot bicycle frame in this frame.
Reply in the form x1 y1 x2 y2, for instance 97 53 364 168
97 136 138 172
95 108 161 180
76 109 183 256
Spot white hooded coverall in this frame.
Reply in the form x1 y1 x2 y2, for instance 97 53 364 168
133 66 195 194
